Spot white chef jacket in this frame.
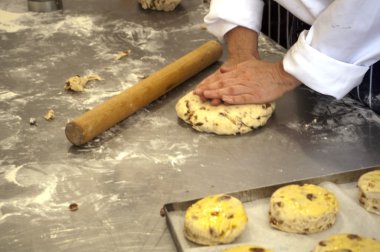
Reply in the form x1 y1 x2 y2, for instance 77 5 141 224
204 0 380 99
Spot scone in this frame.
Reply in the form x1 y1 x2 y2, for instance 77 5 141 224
269 184 339 234
312 233 380 252
223 245 273 252
184 194 248 245
358 170 380 215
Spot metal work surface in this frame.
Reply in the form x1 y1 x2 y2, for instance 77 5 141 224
1 1 380 251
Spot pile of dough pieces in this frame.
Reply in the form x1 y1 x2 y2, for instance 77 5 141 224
183 170 380 251
138 0 181 11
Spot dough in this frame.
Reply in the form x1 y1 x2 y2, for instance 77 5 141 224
44 109 55 121
358 170 380 215
175 91 275 135
269 184 339 234
184 194 248 245
64 74 103 92
115 50 131 60
138 0 181 11
312 233 380 252
223 245 273 252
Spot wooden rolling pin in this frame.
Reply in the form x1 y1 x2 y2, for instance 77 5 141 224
65 40 223 146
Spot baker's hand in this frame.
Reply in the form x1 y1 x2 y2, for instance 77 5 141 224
194 56 255 106
195 58 301 105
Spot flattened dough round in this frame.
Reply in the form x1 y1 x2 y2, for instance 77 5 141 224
358 170 380 215
184 194 248 245
312 233 380 252
223 245 273 252
269 184 339 234
175 91 275 135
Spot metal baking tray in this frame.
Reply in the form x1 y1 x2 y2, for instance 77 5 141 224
163 166 380 252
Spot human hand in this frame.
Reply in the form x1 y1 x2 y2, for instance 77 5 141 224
194 56 256 106
195 58 301 105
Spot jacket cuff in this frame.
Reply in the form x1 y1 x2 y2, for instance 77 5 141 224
283 30 369 99
204 0 264 41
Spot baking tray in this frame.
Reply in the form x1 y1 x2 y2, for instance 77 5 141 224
163 166 380 252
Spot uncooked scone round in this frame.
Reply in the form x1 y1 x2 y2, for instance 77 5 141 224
358 170 380 215
223 245 273 252
184 194 248 245
312 233 380 252
269 184 339 234
175 91 275 135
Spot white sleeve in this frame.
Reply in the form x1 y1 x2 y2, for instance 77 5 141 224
204 0 264 41
283 0 380 99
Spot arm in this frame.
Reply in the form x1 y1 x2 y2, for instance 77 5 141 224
284 0 380 99
195 0 267 105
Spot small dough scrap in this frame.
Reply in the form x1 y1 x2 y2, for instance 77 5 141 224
175 91 275 135
138 0 181 11
44 109 55 121
184 194 248 246
358 170 380 215
312 233 380 252
115 50 131 60
269 184 339 234
64 74 103 92
223 245 273 252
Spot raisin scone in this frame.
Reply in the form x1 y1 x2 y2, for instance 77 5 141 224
184 194 248 245
269 184 339 234
312 233 380 252
223 245 273 252
175 91 275 135
358 170 380 215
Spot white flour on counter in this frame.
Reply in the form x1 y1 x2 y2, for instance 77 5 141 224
0 10 29 32
0 162 130 222
88 113 207 171
285 92 380 143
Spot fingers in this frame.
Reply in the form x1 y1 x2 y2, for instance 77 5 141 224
203 84 252 99
194 70 223 96
222 94 263 105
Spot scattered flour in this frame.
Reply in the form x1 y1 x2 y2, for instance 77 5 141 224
4 165 24 187
285 93 380 143
0 10 29 32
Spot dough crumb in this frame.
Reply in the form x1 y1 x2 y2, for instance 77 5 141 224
138 0 181 12
115 50 131 60
64 74 103 92
44 109 55 121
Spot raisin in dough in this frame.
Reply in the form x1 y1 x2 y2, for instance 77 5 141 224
175 91 275 135
184 194 248 245
269 184 339 234
312 233 380 252
358 170 380 215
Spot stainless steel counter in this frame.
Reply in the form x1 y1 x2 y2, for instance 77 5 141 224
1 1 380 251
